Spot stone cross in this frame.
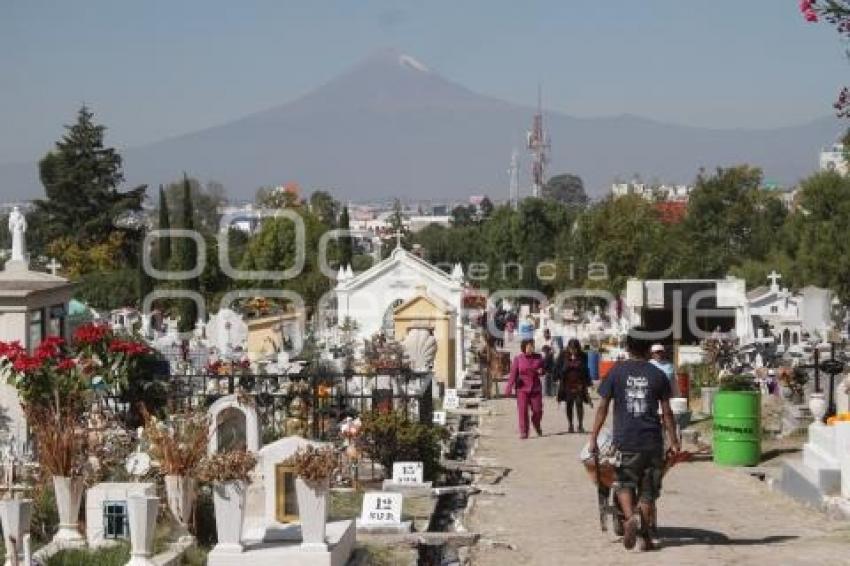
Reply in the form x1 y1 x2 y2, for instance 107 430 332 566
767 270 782 290
390 229 404 249
46 258 61 276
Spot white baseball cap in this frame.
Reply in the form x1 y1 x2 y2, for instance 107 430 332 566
651 344 665 353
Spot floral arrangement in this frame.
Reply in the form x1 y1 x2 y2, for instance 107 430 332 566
196 450 258 483
363 334 408 372
779 368 807 399
0 338 84 411
284 445 337 483
826 412 850 425
28 405 91 477
205 358 251 376
143 408 209 476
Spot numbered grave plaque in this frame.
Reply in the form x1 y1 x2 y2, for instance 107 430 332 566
360 492 403 525
392 461 424 485
443 389 459 410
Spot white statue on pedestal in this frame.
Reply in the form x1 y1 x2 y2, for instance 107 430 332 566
8 206 26 262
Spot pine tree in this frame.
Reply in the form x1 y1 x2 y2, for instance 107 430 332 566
33 105 145 253
158 185 171 268
339 206 353 268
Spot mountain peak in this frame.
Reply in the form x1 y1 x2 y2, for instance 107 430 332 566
358 48 431 73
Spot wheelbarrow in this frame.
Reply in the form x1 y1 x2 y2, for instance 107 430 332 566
582 444 692 535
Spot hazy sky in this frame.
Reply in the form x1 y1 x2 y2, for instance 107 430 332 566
1 0 846 164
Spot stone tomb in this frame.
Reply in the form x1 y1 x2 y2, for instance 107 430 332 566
85 482 156 547
216 436 355 566
776 420 850 514
207 394 261 454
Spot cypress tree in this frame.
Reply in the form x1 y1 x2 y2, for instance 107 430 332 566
158 184 171 268
178 174 199 331
339 206 353 268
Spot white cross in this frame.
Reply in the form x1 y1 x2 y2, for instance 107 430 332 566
390 229 404 249
767 270 782 289
46 258 61 276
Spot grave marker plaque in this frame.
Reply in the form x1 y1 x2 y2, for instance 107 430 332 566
392 462 424 485
360 492 403 526
443 389 459 410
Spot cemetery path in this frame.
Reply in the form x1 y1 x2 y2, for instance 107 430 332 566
468 397 850 566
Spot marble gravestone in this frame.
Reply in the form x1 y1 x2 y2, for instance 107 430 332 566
382 461 431 491
207 395 261 455
357 492 410 534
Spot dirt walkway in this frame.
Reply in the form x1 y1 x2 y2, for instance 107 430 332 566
468 397 850 566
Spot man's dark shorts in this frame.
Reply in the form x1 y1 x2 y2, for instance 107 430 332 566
615 449 664 503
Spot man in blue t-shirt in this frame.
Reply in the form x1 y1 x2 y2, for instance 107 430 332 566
589 327 680 552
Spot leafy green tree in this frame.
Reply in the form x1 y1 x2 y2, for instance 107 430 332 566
309 190 340 227
678 166 764 277
32 105 145 262
256 185 299 209
479 197 494 219
450 205 476 227
239 209 332 308
542 174 588 207
789 171 850 300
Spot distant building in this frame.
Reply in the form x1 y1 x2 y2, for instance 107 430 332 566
611 182 692 202
654 201 688 224
819 143 848 175
408 215 451 233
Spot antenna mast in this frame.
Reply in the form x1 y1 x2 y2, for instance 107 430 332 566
527 85 550 198
508 149 519 210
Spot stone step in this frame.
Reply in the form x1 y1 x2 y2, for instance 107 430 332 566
775 457 839 510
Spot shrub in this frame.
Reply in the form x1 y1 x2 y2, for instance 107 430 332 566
719 372 757 392
360 411 448 481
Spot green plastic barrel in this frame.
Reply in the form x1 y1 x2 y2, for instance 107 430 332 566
712 390 761 466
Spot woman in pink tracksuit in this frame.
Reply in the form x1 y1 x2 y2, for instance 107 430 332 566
504 339 545 439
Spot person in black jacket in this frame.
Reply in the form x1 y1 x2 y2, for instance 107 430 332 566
555 338 591 432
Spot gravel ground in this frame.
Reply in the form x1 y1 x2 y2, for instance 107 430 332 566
467 397 850 566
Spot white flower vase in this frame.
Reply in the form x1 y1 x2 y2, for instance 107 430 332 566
0 498 32 566
212 480 246 553
165 475 196 540
295 477 329 551
809 392 828 425
126 495 159 566
52 475 84 543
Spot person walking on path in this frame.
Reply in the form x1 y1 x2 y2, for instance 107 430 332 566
589 327 680 552
504 339 545 439
650 343 678 397
556 338 592 433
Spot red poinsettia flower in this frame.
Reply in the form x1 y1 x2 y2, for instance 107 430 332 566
56 358 77 372
0 341 25 362
108 339 150 357
73 323 110 345
12 355 43 373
